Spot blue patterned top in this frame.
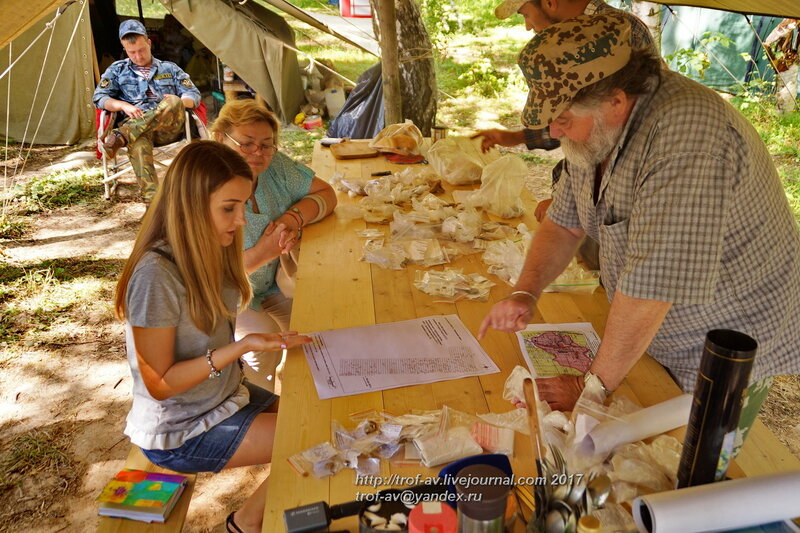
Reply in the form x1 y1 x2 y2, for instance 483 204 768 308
244 151 314 310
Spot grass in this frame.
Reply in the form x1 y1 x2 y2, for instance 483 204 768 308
0 432 70 480
0 168 104 239
734 103 800 223
0 258 123 345
281 127 325 164
4 168 103 215
0 424 86 524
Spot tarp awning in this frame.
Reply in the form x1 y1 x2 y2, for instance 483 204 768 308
258 0 378 56
161 0 305 123
644 0 799 19
0 0 64 50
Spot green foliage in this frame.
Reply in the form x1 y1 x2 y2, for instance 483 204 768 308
419 0 461 48
115 0 168 19
666 32 733 79
0 215 27 240
457 57 509 98
9 168 103 214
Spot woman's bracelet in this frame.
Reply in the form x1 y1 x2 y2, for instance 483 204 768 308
284 209 303 229
206 348 222 379
305 193 328 224
290 206 305 226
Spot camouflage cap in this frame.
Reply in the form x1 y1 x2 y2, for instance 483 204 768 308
518 13 632 127
119 19 147 40
495 0 529 19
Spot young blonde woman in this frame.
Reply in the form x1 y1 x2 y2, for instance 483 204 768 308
114 141 310 533
210 99 336 390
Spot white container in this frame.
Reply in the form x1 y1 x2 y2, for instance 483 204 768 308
324 87 346 118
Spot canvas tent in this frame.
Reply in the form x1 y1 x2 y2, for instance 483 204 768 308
163 0 305 125
1 0 95 144
0 0 379 145
660 6 783 92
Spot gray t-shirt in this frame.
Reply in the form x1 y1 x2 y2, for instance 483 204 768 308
124 246 249 450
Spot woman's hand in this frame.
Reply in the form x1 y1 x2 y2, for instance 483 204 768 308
273 214 302 251
243 331 312 353
254 222 292 258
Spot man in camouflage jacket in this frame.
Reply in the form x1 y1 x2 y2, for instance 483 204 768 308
94 19 201 201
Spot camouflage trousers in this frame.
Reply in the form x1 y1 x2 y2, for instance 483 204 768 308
117 94 185 201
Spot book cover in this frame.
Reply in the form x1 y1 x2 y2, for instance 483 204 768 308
97 469 188 522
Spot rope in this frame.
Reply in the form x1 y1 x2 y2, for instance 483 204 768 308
744 14 799 110
3 44 12 220
19 0 88 175
11 8 63 176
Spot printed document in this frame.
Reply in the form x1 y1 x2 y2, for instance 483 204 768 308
303 314 499 399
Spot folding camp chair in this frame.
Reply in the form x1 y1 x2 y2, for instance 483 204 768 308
96 103 208 199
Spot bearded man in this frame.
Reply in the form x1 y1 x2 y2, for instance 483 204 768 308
478 14 800 456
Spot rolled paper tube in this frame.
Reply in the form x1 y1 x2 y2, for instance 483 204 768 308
577 394 692 456
632 470 800 533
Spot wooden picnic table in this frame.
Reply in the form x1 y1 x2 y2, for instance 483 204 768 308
262 139 799 533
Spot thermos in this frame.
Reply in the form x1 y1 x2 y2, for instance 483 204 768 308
454 465 510 533
677 329 757 488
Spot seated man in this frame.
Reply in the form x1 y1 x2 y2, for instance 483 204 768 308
94 19 201 202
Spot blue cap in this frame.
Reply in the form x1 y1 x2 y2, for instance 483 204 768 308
119 19 147 39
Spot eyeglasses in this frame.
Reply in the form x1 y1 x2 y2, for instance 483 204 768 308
224 132 278 155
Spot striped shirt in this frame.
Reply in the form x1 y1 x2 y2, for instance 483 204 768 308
134 66 157 99
548 69 800 391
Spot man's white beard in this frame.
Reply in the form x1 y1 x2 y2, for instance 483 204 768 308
560 111 624 169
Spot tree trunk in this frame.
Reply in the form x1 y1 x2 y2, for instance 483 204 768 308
374 0 402 125
631 0 662 54
370 0 437 135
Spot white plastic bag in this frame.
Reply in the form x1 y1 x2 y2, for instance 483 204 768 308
473 154 527 219
369 120 423 156
427 136 500 185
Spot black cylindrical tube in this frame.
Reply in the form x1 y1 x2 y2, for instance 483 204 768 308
677 329 757 488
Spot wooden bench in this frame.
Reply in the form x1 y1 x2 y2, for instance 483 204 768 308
96 446 197 533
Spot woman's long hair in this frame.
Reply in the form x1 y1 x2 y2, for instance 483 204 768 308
115 141 254 334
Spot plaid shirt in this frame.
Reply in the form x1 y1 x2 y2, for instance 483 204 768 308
548 69 800 391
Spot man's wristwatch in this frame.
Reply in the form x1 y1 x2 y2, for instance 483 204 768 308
584 371 611 397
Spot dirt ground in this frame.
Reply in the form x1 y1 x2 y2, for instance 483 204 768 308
0 148 798 533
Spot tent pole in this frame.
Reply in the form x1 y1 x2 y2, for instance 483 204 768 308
375 0 402 125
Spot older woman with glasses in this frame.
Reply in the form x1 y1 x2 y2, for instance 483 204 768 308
210 99 336 390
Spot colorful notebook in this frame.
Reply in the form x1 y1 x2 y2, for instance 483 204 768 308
97 469 188 523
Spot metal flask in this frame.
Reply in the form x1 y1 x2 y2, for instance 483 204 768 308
455 464 511 533
677 329 757 488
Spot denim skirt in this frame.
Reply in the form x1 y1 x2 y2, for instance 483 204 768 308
141 381 277 473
